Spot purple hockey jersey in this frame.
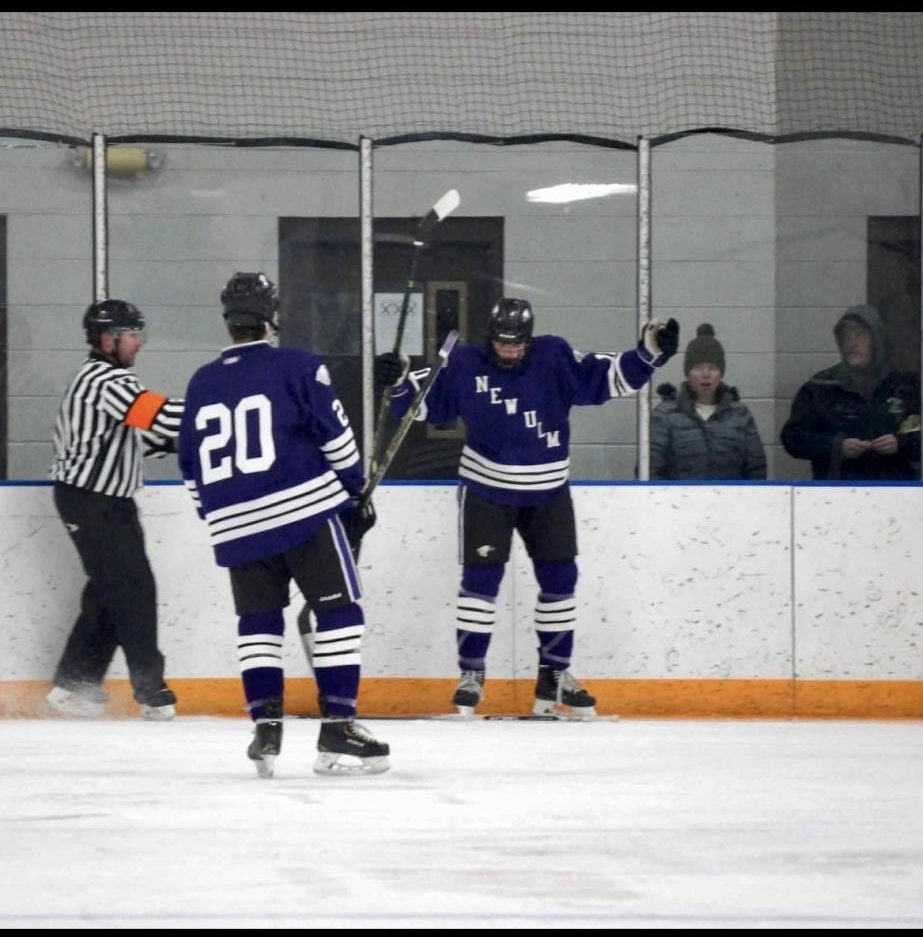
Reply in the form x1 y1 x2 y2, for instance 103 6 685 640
179 341 364 567
389 335 654 506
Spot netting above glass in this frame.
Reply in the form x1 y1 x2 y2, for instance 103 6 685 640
1 12 921 145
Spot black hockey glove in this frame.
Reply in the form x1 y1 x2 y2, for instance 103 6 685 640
374 352 410 388
343 496 377 557
638 317 680 367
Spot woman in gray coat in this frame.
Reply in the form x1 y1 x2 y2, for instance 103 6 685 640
650 324 767 480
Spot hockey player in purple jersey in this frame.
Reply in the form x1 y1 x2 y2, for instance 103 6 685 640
179 272 388 776
376 299 679 719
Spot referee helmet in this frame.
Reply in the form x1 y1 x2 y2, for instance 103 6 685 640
83 299 146 346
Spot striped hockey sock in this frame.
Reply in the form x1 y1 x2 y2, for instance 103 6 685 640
238 610 285 720
534 593 576 669
455 592 496 671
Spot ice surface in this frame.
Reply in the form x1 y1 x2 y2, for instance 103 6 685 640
0 717 921 928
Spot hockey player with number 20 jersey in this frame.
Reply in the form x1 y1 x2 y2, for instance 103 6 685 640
180 272 388 777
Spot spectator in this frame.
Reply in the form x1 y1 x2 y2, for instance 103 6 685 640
781 305 920 480
651 323 766 480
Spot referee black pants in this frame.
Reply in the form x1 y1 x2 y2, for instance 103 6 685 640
52 482 167 704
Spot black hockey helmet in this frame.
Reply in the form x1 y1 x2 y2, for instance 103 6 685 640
221 272 279 329
487 298 534 345
83 299 146 346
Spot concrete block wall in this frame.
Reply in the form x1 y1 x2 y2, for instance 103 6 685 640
1 135 918 482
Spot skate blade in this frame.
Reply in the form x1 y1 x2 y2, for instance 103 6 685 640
313 752 390 776
531 701 599 722
46 704 105 719
139 704 175 722
45 698 106 719
253 754 275 779
454 705 478 721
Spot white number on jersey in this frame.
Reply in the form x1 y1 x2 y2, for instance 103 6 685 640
195 394 277 484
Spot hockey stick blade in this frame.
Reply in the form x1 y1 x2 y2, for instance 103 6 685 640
363 329 459 506
415 188 461 244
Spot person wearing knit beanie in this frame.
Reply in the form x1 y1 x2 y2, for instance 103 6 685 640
684 323 725 377
651 322 767 479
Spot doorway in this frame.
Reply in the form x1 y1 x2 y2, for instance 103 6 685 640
0 215 6 479
867 216 921 375
278 216 504 479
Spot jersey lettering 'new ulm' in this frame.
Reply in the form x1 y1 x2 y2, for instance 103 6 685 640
389 335 654 506
178 341 363 567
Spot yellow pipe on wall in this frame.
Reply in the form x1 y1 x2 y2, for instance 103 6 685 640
81 147 155 173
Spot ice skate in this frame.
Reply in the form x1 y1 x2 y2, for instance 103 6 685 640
314 718 390 776
247 697 284 779
45 684 108 718
138 687 177 722
533 665 597 720
451 670 485 718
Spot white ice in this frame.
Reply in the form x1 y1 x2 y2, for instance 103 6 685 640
1 717 921 929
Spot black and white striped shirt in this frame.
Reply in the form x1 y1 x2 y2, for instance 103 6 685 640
50 354 184 498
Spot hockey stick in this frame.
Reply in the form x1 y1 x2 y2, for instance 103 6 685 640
369 188 461 477
338 714 621 723
360 328 459 509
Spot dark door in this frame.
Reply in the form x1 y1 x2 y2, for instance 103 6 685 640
279 216 503 479
868 216 921 376
0 215 6 479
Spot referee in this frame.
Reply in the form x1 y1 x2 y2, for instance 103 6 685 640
46 299 184 720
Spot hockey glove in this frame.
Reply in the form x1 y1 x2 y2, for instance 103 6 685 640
374 352 410 388
638 317 680 367
343 496 377 556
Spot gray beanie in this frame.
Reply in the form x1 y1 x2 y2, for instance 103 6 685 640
684 323 726 375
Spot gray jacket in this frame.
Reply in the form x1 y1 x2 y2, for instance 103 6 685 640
651 382 767 480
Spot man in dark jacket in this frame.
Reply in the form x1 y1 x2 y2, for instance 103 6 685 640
781 305 921 480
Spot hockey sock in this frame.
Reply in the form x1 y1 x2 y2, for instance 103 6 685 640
457 564 503 671
455 592 496 671
238 610 284 720
534 561 578 668
312 603 364 718
535 594 576 667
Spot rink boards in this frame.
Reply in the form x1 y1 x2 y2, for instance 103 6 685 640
1 482 921 718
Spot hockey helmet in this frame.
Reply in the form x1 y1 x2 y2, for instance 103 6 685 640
83 299 146 346
221 272 279 329
487 298 534 368
487 298 534 345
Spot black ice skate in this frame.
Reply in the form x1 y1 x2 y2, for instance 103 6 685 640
314 718 390 776
533 665 597 720
451 670 485 718
247 696 283 779
138 686 177 722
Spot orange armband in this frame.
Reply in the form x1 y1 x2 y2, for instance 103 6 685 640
125 390 168 430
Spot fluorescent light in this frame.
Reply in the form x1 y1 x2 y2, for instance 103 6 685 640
526 182 637 204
